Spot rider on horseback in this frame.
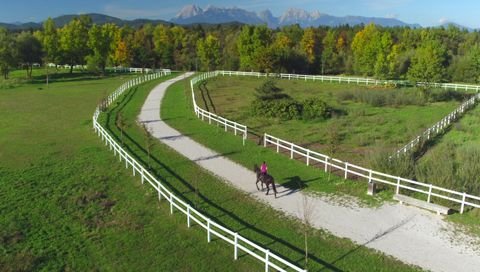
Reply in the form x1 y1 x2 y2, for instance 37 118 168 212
260 161 268 177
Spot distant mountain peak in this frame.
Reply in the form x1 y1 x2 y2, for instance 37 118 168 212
175 4 203 19
171 5 419 28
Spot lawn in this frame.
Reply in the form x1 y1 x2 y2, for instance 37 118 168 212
99 74 421 271
0 71 262 271
195 75 464 165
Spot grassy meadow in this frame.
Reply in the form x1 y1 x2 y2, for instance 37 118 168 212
0 70 264 271
195 76 466 165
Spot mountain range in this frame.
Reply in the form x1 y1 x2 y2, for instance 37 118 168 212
0 13 169 30
0 6 474 31
171 5 421 28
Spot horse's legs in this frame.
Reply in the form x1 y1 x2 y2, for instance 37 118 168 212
266 182 270 195
256 178 260 190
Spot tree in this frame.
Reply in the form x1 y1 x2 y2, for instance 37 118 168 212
196 34 220 71
153 24 174 68
407 39 447 87
59 16 91 73
300 194 315 270
42 18 59 65
0 28 17 79
254 79 289 100
42 17 60 85
16 32 43 78
300 27 320 69
237 25 273 71
141 123 155 169
86 23 118 74
131 24 156 69
322 29 338 74
351 23 390 76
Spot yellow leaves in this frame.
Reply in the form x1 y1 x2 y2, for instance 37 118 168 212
301 28 318 64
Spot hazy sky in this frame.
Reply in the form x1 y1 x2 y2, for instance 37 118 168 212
1 0 479 28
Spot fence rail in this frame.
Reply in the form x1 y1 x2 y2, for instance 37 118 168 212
93 70 305 272
189 70 480 213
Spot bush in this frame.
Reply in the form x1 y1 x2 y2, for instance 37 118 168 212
302 98 332 120
415 142 455 189
252 99 302 120
368 149 415 179
255 79 290 100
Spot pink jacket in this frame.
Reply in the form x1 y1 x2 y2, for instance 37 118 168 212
260 164 268 174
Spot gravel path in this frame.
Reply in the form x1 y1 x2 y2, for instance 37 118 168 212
138 73 480 272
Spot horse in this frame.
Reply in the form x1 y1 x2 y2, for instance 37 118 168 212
253 164 277 198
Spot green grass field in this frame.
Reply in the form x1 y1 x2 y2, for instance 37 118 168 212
195 76 462 165
0 71 264 271
97 74 421 271
415 106 480 235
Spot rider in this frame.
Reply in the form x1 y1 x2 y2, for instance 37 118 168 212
260 161 268 177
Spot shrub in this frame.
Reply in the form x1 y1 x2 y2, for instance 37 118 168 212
251 99 302 120
368 149 415 179
255 79 290 100
302 98 332 120
415 142 455 190
456 145 480 194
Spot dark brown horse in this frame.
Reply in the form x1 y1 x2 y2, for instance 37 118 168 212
253 164 277 198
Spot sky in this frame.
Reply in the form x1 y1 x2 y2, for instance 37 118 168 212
1 0 480 28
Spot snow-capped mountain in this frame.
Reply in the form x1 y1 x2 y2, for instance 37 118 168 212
171 5 421 28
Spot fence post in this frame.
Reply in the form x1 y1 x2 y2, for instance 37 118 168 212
187 205 191 228
460 193 467 214
141 168 144 184
207 219 211 243
265 250 270 272
324 157 328 172
234 233 238 260
396 177 401 194
427 184 433 203
344 163 348 179
276 139 280 153
368 170 372 183
290 143 294 159
263 134 267 147
306 150 310 166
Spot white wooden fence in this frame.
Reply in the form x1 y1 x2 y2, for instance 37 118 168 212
191 72 248 145
189 70 480 213
393 93 480 156
263 133 480 213
106 67 171 74
93 71 305 272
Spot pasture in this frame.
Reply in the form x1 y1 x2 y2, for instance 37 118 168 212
0 71 262 271
194 76 467 165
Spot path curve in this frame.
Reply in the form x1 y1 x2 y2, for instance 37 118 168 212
138 73 480 272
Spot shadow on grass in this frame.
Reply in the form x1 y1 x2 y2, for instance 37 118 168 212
102 85 343 271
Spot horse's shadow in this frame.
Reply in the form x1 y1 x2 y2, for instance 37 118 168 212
276 176 321 197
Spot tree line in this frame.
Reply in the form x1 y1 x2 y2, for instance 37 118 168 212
1 15 480 84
